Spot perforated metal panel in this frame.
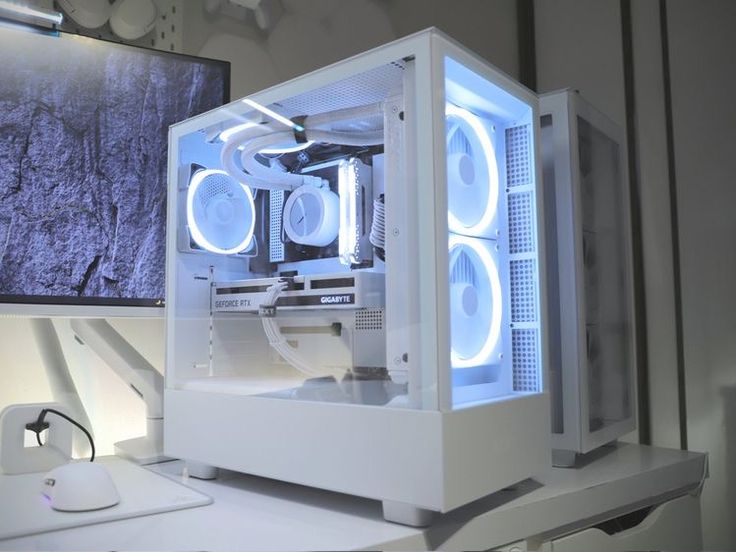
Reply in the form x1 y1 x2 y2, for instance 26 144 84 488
512 329 539 392
355 308 384 331
269 190 284 262
504 122 541 393
505 125 532 188
510 259 537 323
276 62 406 118
58 0 184 53
508 191 535 254
197 173 234 207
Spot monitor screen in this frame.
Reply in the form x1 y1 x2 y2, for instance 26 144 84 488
0 26 229 314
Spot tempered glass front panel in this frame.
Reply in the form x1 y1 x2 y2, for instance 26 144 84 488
170 58 429 408
444 57 542 408
577 116 632 432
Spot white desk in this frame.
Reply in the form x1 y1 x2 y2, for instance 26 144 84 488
0 443 706 551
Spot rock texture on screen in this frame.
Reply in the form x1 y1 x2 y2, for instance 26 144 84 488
0 30 226 304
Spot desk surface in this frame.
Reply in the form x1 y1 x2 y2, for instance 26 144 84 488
0 443 706 551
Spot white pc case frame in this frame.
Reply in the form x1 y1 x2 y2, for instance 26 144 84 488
540 90 637 467
164 29 550 525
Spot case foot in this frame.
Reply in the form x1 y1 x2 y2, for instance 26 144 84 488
382 500 435 527
552 448 578 468
185 460 218 480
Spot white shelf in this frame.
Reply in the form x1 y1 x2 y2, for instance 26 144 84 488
0 443 706 551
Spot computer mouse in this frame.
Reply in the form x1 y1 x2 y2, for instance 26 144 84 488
42 462 121 512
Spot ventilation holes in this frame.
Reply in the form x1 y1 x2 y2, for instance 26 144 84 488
355 308 384 330
508 191 535 254
506 125 531 188
269 190 284 262
197 173 233 208
512 329 539 392
510 259 537 323
277 62 406 117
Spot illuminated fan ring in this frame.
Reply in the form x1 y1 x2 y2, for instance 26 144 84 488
446 103 499 236
449 235 503 367
186 169 256 255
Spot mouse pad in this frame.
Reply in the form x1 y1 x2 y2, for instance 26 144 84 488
0 456 212 540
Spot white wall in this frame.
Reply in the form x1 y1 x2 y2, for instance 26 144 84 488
537 0 736 548
385 0 519 78
667 1 736 548
534 0 642 446
536 0 626 125
181 0 520 99
629 0 681 451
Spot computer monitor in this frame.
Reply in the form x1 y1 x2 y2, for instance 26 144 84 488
0 24 229 460
0 25 230 317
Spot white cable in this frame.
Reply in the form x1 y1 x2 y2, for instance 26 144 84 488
260 281 323 377
369 197 385 250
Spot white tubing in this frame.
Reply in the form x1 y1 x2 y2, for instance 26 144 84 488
305 129 383 146
220 125 285 189
239 131 311 190
220 103 385 191
231 129 384 191
304 102 384 129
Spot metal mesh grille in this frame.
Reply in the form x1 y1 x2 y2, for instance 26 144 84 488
269 190 284 262
505 125 532 188
276 62 405 118
355 308 384 330
197 173 233 208
508 191 535 254
512 329 539 392
510 259 537 323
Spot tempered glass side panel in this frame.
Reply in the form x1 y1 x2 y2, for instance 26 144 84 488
170 57 429 409
444 56 542 408
577 116 632 432
541 114 564 434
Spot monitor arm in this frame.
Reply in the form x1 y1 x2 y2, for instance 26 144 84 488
69 319 168 465
29 319 93 458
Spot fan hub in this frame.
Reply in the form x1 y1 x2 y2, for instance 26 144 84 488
455 153 475 186
211 197 235 224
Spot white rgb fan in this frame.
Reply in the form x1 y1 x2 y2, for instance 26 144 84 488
446 104 499 236
186 169 256 255
449 235 502 368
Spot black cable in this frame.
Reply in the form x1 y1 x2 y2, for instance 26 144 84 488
33 408 96 462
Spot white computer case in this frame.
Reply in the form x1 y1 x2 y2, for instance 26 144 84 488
165 29 550 525
540 90 637 467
